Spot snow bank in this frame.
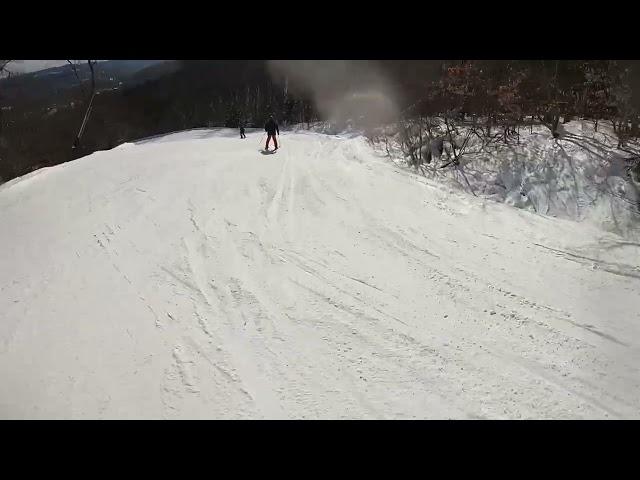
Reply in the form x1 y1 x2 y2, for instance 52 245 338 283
0 165 55 193
285 121 365 138
381 120 640 239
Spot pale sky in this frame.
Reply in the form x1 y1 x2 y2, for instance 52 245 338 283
8 60 69 74
6 60 109 74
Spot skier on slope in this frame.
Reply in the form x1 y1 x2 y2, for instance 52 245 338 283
264 115 279 151
240 123 246 139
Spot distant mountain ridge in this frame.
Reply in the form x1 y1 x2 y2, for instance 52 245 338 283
0 60 174 106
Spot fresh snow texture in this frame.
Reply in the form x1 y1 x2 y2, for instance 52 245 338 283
1 128 639 419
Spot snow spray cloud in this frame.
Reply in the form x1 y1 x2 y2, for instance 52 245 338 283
268 60 399 129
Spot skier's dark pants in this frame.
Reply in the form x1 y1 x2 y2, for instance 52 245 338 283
266 134 278 150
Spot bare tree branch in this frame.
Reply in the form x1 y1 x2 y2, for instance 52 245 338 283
88 60 96 91
66 60 86 96
0 60 13 78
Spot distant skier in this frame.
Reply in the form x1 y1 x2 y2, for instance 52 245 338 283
264 115 279 151
240 124 246 139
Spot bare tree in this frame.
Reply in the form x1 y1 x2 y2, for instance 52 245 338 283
0 60 12 75
66 60 87 96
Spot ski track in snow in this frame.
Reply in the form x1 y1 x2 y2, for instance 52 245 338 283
1 129 639 419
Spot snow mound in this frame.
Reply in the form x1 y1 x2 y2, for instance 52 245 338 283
382 120 640 239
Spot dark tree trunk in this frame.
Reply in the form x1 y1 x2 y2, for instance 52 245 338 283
552 114 560 138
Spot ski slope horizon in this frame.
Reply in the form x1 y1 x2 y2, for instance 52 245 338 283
1 128 639 419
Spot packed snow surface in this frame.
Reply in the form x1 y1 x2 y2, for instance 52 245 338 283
1 128 639 419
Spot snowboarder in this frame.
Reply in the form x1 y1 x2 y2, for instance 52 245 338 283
240 124 246 139
264 115 279 151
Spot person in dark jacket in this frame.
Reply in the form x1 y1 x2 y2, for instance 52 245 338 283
264 115 279 150
240 124 246 139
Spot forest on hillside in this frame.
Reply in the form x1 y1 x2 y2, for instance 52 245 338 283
2 60 640 183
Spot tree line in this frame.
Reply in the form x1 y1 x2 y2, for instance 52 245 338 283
2 60 640 183
376 60 640 177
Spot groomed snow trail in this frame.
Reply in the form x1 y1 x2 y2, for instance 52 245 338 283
1 129 639 419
